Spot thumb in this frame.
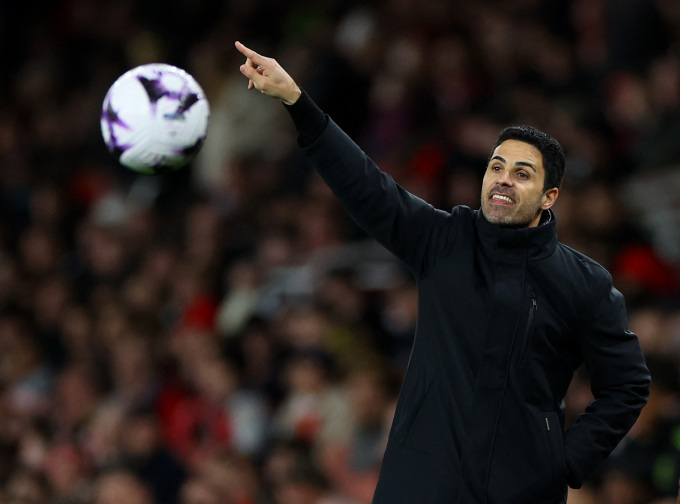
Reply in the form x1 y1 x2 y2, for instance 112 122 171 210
240 64 260 90
240 64 257 79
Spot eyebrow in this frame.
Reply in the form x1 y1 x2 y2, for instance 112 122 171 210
490 155 537 173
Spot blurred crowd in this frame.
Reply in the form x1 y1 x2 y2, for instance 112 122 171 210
2 0 680 503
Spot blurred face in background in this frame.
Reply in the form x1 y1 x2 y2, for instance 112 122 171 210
4 470 51 504
95 471 152 504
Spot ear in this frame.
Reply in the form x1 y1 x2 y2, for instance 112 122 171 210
541 188 559 210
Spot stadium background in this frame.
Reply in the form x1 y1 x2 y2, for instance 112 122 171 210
1 0 680 503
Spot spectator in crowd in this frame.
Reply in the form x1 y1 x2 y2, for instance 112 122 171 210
2 468 52 504
94 470 153 504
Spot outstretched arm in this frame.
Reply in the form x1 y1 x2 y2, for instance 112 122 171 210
234 41 453 278
235 41 302 105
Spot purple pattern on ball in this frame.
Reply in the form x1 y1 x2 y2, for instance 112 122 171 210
101 101 132 154
137 74 201 119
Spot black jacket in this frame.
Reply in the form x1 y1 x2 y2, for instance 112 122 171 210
287 92 651 504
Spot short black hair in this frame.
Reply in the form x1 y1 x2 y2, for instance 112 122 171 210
490 125 565 191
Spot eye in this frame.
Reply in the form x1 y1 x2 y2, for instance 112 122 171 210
491 165 502 172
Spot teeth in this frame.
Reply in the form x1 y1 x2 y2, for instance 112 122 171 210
492 194 513 203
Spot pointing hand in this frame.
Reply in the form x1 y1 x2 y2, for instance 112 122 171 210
235 41 302 105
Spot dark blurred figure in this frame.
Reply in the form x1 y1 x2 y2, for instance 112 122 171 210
602 355 680 502
120 408 187 504
2 468 52 504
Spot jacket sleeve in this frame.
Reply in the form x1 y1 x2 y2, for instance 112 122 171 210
563 271 651 488
296 103 454 278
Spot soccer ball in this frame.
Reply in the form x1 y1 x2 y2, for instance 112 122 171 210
100 63 210 175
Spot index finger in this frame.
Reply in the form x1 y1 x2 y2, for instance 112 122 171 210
235 41 264 66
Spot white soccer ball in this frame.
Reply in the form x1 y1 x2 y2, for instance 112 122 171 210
101 63 210 175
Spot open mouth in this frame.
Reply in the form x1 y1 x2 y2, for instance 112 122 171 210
490 194 514 204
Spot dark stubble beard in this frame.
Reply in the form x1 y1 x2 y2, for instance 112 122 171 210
481 192 545 229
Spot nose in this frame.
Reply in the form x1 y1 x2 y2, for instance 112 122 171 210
496 170 513 186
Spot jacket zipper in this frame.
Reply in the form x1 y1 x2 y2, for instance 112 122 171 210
518 297 537 368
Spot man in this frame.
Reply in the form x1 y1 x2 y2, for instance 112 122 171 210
235 41 651 504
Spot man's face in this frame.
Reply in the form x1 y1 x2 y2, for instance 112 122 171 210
480 140 558 228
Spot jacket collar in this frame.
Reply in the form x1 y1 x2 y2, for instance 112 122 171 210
474 209 558 262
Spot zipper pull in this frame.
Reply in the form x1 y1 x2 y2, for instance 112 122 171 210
531 298 537 311
545 417 550 431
